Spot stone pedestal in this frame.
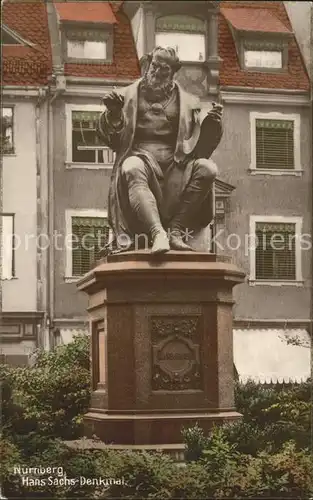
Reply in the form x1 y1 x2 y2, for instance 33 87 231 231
77 251 245 445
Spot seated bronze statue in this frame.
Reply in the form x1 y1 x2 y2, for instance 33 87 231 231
98 46 223 254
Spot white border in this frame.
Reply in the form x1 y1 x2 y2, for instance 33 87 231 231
249 215 303 286
249 111 302 175
65 208 108 282
65 103 114 169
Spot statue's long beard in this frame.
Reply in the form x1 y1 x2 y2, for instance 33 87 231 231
141 73 174 102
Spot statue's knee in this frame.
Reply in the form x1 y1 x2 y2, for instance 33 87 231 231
195 158 218 182
122 156 146 178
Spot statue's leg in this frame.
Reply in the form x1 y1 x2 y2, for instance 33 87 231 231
169 158 217 251
122 156 170 254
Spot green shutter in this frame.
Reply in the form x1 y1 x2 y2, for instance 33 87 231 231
72 217 110 276
255 119 294 170
255 222 296 280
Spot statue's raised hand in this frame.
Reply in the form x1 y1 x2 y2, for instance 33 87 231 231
207 103 223 123
102 91 124 121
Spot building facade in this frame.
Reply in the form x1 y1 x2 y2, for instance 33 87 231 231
1 1 52 364
1 0 312 382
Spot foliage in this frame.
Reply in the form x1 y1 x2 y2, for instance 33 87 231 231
231 380 312 454
181 422 207 461
0 436 24 498
1 335 91 443
2 434 312 499
1 336 312 498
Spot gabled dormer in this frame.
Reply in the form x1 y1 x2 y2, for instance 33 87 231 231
221 6 293 72
54 2 117 65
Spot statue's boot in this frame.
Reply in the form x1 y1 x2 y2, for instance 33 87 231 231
169 161 216 252
151 228 170 254
169 230 194 251
127 164 170 254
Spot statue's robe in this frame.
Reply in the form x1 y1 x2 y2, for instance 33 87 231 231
98 78 222 242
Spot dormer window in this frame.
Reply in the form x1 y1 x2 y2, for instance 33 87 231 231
221 7 292 72
64 28 112 63
54 2 116 64
66 34 108 61
244 49 282 69
155 15 206 62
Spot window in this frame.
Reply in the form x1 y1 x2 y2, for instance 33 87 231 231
256 119 294 169
1 107 14 154
65 28 113 63
249 216 303 284
65 211 110 279
155 15 206 62
250 112 301 174
244 50 282 69
1 214 15 280
67 106 115 167
67 40 107 60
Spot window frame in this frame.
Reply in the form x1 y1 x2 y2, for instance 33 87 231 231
249 111 302 176
249 215 303 286
65 104 115 169
62 25 113 64
1 213 15 280
155 14 207 63
239 36 289 73
65 209 111 282
1 106 15 156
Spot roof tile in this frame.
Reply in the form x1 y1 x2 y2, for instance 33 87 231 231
3 0 52 86
54 2 117 24
221 7 291 34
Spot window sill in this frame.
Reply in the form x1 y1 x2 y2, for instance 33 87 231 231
1 277 17 281
65 162 113 170
3 152 16 157
249 280 304 287
248 168 303 177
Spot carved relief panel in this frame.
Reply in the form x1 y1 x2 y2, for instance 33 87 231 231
150 316 203 391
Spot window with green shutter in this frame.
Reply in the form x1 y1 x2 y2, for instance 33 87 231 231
255 222 296 280
71 216 110 276
255 119 294 170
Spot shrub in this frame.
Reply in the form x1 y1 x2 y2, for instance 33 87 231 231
2 335 91 442
0 435 25 498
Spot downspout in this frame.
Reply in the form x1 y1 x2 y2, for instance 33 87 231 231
35 87 48 349
47 76 65 350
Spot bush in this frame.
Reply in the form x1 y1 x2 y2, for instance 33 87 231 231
0 436 24 498
232 381 312 454
3 436 311 499
2 335 91 443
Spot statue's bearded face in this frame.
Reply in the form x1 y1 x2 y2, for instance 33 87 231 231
143 54 174 100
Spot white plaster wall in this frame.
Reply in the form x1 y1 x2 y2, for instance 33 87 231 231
131 6 144 60
2 101 37 311
285 1 312 75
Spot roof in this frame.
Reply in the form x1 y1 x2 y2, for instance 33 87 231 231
234 328 311 384
54 2 117 24
2 0 52 86
64 4 140 80
219 1 310 91
221 7 291 34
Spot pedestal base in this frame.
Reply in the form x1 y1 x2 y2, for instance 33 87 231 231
84 410 242 445
78 250 245 446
